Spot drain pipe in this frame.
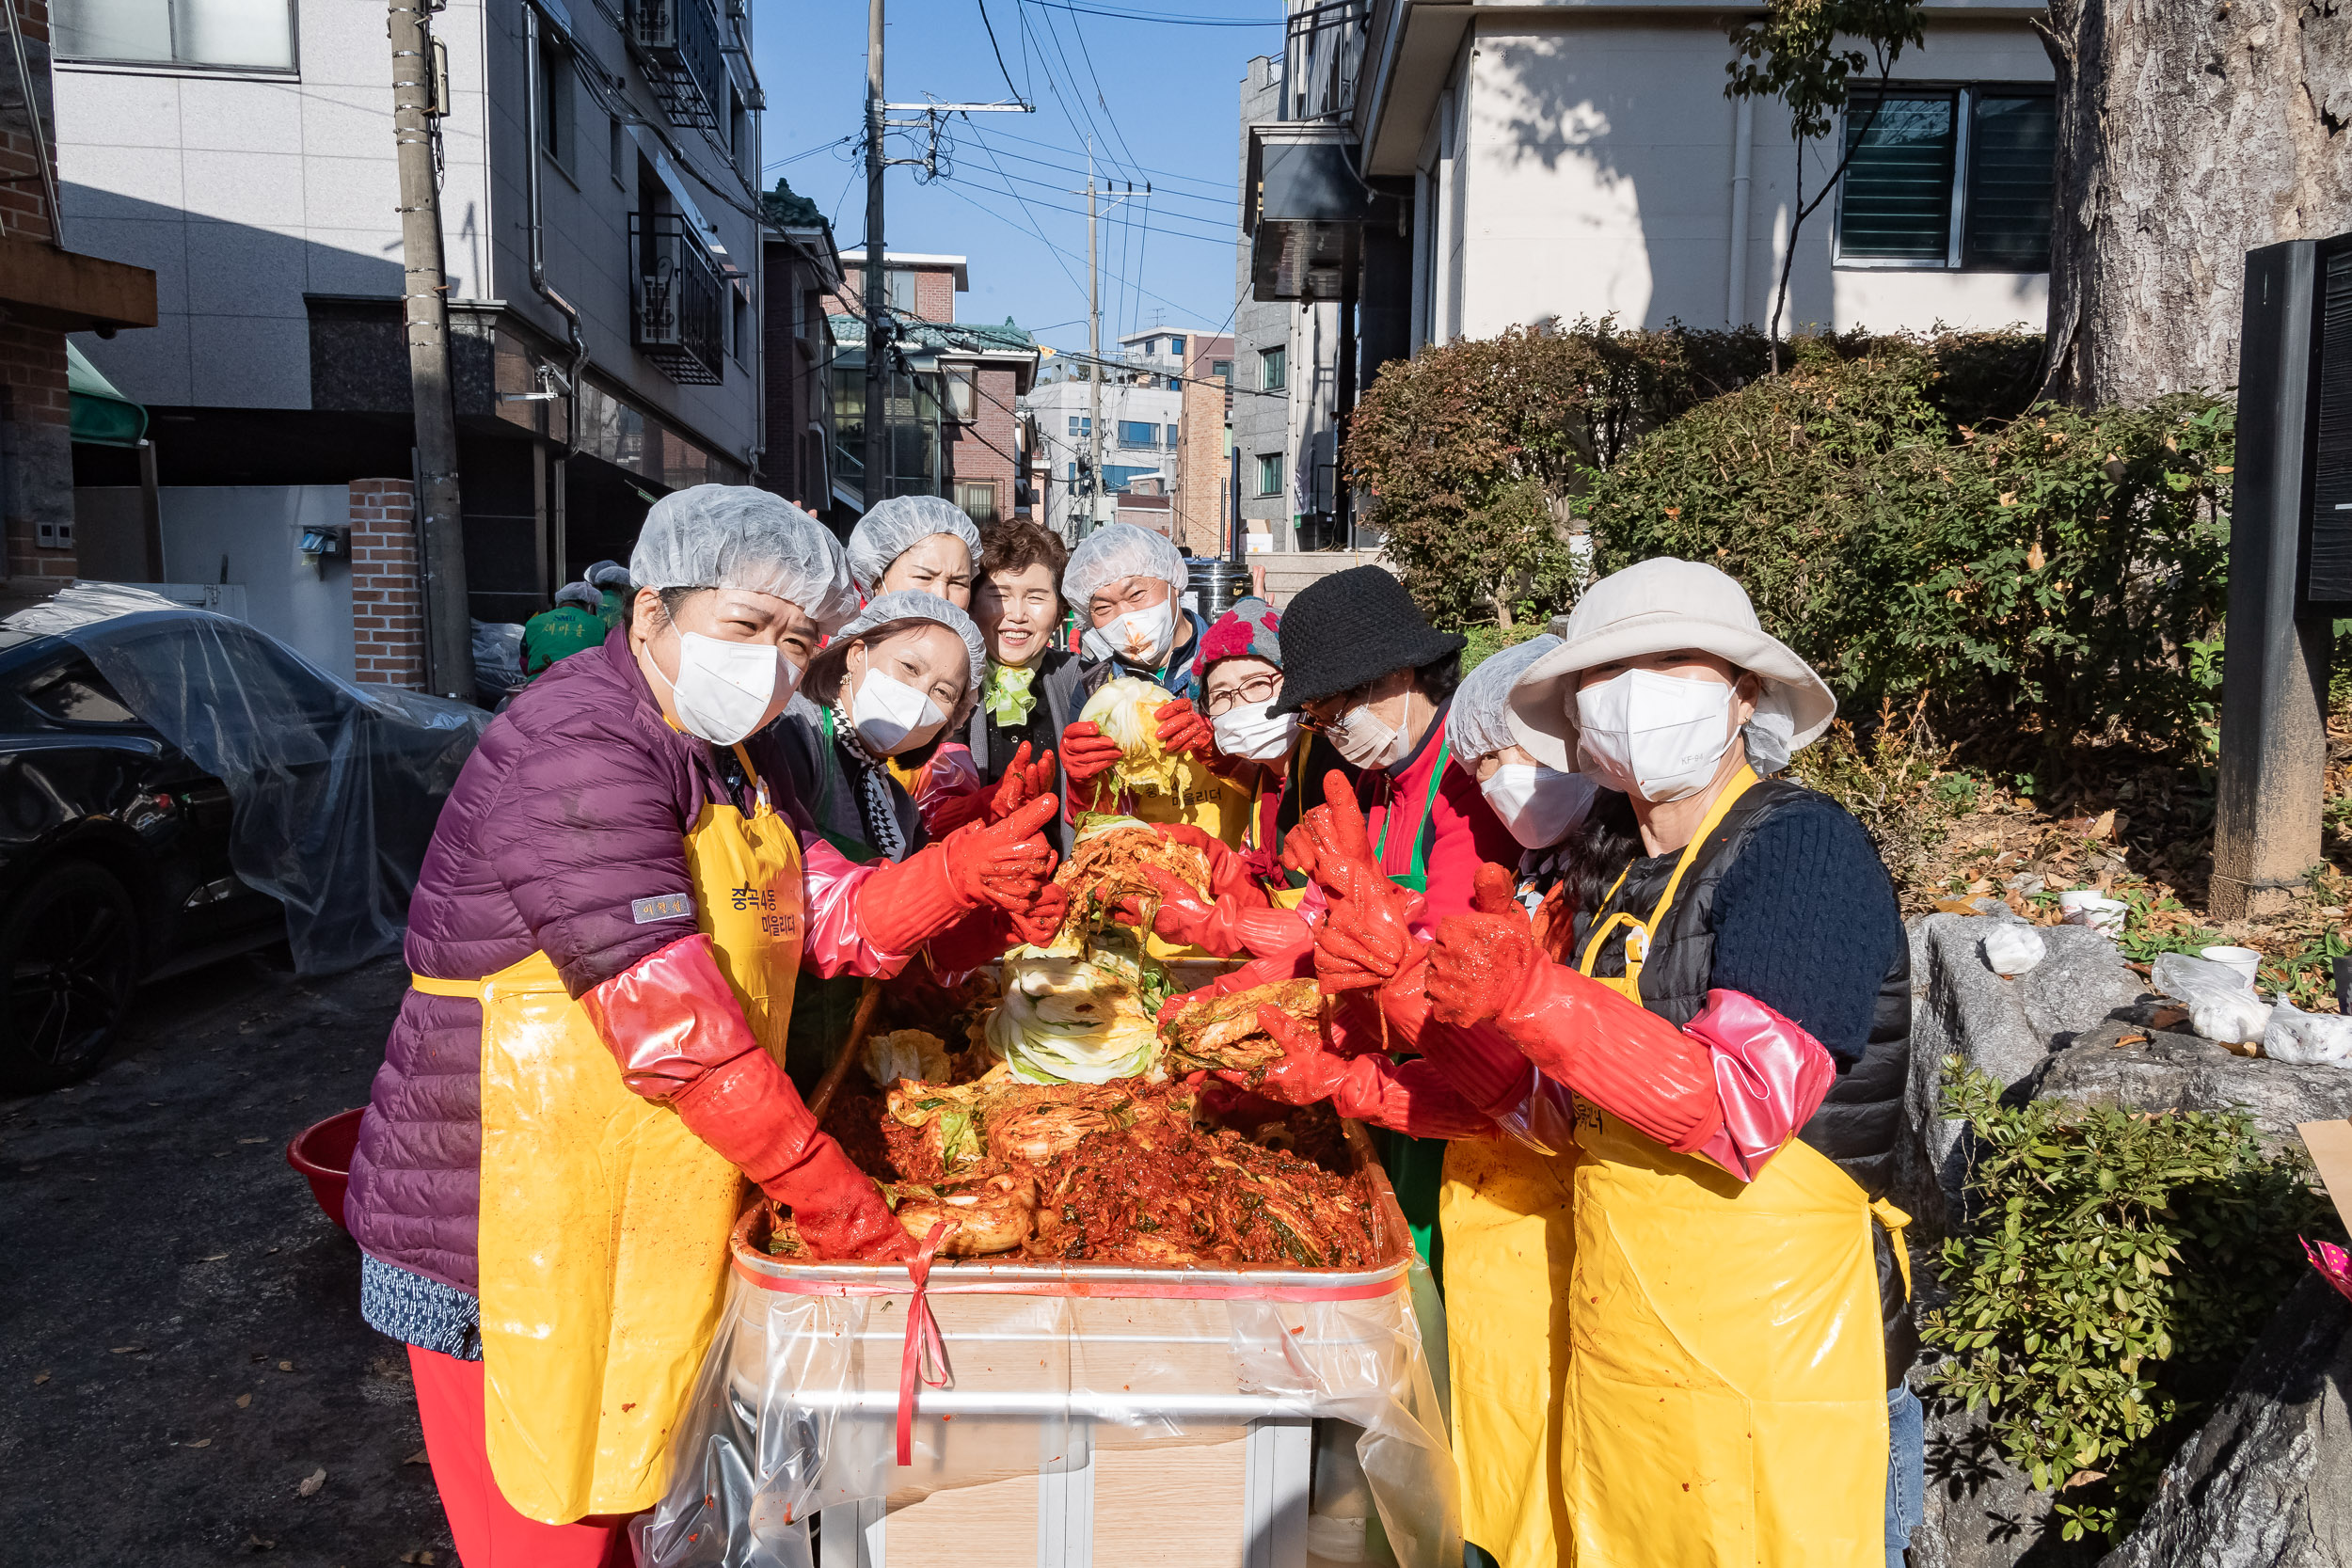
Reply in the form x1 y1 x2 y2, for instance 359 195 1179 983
524 2 589 455
1725 95 1754 328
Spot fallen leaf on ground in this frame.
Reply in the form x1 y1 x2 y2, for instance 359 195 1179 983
297 1465 326 1497
278 1360 293 1371
1932 898 1981 915
399 1552 438 1565
2149 1006 2188 1028
32 1371 49 1386
237 1137 266 1146
236 1393 251 1409
2112 1033 2150 1048
110 1346 144 1354
186 1438 212 1449
404 1448 431 1465
245 1534 275 1552
199 1254 230 1262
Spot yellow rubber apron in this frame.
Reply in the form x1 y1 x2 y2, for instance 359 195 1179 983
413 743 805 1524
1446 766 1904 1567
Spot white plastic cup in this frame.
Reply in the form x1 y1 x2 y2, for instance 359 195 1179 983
2058 891 2129 939
2200 945 2263 990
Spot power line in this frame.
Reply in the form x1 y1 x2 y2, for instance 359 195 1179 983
927 178 1227 325
974 0 1026 106
973 120 1233 195
947 169 1234 245
963 132 1238 213
1025 1 1280 29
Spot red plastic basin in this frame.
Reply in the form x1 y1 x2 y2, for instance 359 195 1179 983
287 1108 367 1233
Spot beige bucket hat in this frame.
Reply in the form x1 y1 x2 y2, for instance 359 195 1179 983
1505 558 1837 772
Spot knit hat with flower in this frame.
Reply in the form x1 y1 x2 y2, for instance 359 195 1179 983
1192 595 1282 686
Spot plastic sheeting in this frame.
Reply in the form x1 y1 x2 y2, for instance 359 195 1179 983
636 1232 1461 1568
4 583 487 974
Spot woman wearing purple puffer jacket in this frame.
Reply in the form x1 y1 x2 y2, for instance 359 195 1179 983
342 487 1064 1566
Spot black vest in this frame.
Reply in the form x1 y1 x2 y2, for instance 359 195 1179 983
1570 777 1918 1383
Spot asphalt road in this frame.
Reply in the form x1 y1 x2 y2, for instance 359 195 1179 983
0 949 454 1567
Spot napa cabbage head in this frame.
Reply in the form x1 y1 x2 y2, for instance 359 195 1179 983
1078 676 1187 799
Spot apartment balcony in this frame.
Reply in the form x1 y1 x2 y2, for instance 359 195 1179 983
630 213 726 386
625 0 725 133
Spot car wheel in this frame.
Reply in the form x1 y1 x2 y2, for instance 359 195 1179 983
0 862 142 1093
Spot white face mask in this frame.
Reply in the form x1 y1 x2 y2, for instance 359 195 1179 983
1331 695 1409 770
660 630 791 747
1211 700 1297 762
1090 595 1179 668
1480 763 1597 848
1573 668 1740 802
850 666 946 754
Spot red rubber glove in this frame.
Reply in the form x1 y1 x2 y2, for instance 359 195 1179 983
1114 864 1310 958
1154 943 1314 1025
1009 881 1070 947
1426 863 1725 1156
1226 1004 1492 1140
1285 772 1423 991
584 934 909 1261
1058 721 1125 785
986 742 1059 824
856 794 1059 954
923 784 991 835
1152 698 1213 759
1150 822 1266 905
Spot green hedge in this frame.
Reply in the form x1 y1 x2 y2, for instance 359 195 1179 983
1579 340 2233 753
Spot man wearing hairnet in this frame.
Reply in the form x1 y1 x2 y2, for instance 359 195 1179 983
343 486 1066 1564
518 579 611 679
1052 522 1236 878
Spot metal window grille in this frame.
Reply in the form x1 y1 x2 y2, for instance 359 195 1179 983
624 0 724 133
630 212 726 385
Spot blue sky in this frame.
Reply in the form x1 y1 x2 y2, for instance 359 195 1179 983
751 0 1275 356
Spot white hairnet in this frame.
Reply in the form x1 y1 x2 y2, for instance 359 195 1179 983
847 496 982 594
553 580 602 610
1062 521 1186 610
1447 634 1562 761
584 559 632 592
628 484 862 634
833 589 987 697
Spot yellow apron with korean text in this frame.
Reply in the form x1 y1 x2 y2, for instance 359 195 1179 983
1445 767 1901 1566
414 745 805 1524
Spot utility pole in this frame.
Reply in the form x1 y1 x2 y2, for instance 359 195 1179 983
862 0 888 513
1086 140 1102 539
389 0 472 699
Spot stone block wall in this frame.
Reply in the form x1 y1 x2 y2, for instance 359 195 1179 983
348 479 424 689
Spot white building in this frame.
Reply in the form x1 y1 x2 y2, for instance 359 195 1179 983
1238 0 2055 552
48 0 765 658
1022 326 1212 542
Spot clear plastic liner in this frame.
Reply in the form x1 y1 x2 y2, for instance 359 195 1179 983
638 1202 1460 1567
5 584 488 973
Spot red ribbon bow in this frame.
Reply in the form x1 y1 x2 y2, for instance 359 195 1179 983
896 1221 953 1466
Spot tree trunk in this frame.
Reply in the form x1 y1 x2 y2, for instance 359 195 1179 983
2039 0 2352 407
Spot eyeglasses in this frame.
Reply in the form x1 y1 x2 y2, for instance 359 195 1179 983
1295 687 1366 733
1201 672 1282 716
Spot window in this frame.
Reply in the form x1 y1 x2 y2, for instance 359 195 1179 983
731 283 749 362
1256 451 1284 498
1103 464 1155 492
1260 346 1287 392
956 482 999 526
1118 420 1158 449
541 41 575 170
1067 415 1090 437
1211 359 1232 384
610 116 627 188
1165 423 1181 448
946 369 977 421
1167 335 1184 357
886 268 917 314
22 657 139 725
1836 87 2055 271
56 0 295 70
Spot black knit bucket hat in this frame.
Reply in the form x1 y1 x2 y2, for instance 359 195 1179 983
1271 566 1466 714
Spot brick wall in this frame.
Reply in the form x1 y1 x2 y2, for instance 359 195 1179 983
349 480 426 689
1 0 74 585
1171 373 1230 556
830 262 957 325
942 360 1020 525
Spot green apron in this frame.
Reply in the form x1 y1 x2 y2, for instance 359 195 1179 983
1370 743 1452 1281
782 709 891 1094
